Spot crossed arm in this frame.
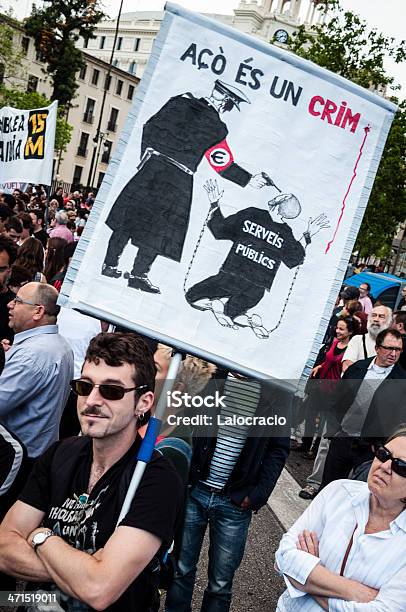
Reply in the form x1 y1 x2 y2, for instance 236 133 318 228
279 529 378 610
274 483 382 610
0 501 161 611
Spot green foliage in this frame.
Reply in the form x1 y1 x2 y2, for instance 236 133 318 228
354 100 406 258
0 87 73 152
289 3 406 91
24 0 105 106
0 16 25 84
288 2 406 258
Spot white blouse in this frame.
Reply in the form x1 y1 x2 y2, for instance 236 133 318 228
275 479 406 611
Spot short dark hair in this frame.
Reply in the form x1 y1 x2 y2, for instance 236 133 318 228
337 315 360 337
85 332 156 393
360 282 371 291
30 209 44 223
375 328 402 347
9 263 33 287
394 311 406 328
2 193 15 209
4 216 23 234
17 212 33 231
0 204 13 222
0 235 18 265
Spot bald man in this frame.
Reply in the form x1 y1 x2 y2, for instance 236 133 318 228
186 180 328 329
0 282 73 462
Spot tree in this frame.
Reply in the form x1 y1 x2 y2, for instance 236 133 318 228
24 0 105 107
288 1 406 259
0 88 73 153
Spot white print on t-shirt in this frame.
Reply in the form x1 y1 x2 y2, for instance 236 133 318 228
48 486 108 552
235 243 276 269
242 219 284 248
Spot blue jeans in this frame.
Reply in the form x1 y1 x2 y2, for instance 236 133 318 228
165 482 252 612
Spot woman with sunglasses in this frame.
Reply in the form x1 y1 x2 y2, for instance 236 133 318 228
275 425 406 610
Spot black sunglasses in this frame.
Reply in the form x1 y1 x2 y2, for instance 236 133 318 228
70 379 147 401
375 446 406 478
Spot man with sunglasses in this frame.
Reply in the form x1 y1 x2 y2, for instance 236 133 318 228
0 282 73 464
321 328 406 488
0 332 183 611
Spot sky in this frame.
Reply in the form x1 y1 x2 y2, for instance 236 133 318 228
7 0 406 95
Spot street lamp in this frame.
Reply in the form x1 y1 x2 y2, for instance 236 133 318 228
86 0 124 188
91 131 109 189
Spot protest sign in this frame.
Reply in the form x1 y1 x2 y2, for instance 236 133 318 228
60 3 397 382
0 101 57 185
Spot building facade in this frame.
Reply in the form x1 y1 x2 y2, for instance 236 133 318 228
6 18 139 190
4 0 328 188
78 0 328 79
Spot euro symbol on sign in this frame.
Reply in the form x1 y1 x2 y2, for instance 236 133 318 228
210 148 230 167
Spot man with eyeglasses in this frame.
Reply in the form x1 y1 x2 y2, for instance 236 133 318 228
341 305 392 374
358 282 373 315
321 328 406 488
0 332 183 611
392 310 406 371
0 282 73 465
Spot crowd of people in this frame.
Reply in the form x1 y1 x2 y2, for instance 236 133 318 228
0 184 405 610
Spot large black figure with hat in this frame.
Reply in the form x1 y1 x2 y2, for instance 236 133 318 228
102 80 271 294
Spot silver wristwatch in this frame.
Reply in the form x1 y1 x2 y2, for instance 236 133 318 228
32 529 54 552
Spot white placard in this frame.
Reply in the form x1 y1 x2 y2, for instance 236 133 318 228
0 101 57 185
60 4 396 382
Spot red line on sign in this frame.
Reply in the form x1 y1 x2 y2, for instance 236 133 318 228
325 125 371 254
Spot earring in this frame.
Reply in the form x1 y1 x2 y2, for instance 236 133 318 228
137 412 147 426
137 409 151 427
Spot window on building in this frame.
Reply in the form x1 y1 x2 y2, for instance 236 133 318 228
99 36 106 49
77 132 89 157
35 49 46 62
83 37 89 49
97 172 105 189
134 38 140 51
127 84 135 101
107 108 119 132
79 64 87 80
72 165 83 188
116 37 123 50
128 61 137 75
83 98 95 123
27 75 38 92
91 69 100 86
104 74 111 90
113 59 119 68
116 79 123 96
21 37 30 55
101 140 112 164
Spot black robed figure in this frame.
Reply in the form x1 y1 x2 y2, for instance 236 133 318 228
102 80 270 294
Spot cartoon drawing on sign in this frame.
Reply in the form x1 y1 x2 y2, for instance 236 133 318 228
102 80 278 294
185 179 330 338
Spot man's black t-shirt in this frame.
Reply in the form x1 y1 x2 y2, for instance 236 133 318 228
0 289 14 343
19 435 183 611
208 207 305 290
33 229 48 249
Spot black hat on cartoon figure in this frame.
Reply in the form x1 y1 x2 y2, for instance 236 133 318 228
213 79 251 110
